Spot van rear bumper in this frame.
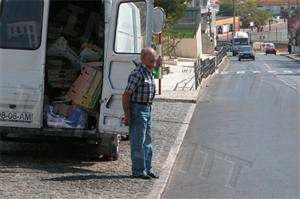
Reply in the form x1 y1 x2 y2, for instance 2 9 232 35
0 127 114 143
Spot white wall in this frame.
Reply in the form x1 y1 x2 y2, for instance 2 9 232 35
175 38 198 58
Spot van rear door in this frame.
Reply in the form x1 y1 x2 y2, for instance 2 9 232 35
99 0 152 134
0 0 48 128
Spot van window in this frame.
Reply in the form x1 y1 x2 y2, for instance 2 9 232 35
114 1 146 54
0 0 43 50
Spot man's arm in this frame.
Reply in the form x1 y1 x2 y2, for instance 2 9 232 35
122 71 141 126
122 91 132 126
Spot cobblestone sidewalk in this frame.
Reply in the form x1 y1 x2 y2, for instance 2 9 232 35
0 101 195 199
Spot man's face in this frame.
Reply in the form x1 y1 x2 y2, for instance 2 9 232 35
142 50 157 70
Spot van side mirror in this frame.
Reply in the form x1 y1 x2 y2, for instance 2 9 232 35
152 7 166 34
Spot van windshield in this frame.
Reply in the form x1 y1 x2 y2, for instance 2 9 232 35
240 46 252 52
0 0 43 50
234 38 248 45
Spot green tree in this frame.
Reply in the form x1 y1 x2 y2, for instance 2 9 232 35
218 0 234 16
218 0 272 30
154 0 192 26
154 0 192 58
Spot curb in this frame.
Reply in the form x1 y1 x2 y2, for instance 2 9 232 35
154 98 197 104
147 104 196 199
147 56 230 199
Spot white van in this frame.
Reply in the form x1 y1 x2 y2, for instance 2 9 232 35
0 0 165 160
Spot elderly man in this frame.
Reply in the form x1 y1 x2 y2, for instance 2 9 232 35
122 47 159 179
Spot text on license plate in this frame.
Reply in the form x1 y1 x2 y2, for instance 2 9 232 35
0 111 33 123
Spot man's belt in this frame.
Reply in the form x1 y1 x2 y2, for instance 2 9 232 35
131 101 152 106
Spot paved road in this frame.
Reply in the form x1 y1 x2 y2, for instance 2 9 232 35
163 54 300 199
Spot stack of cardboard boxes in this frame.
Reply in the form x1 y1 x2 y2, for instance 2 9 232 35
66 62 103 110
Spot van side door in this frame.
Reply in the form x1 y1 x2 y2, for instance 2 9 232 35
99 0 151 134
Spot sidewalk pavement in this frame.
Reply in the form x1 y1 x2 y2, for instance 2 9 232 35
0 101 197 199
155 58 197 102
154 55 216 103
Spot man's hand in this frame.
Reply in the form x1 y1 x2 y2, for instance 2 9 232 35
122 115 130 126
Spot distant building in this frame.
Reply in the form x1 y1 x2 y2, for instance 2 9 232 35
257 0 299 16
258 0 300 6
172 0 219 58
216 17 240 34
174 0 201 31
287 5 300 54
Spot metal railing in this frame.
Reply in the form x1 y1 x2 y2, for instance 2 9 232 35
194 47 227 89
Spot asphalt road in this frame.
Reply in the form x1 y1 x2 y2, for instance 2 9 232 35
163 54 300 199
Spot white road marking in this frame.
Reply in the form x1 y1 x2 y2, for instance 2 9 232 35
263 62 297 92
267 70 277 74
276 77 297 92
283 70 293 74
253 71 261 74
221 71 228 75
236 71 245 74
264 63 272 70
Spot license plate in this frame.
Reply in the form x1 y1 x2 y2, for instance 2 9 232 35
0 111 33 123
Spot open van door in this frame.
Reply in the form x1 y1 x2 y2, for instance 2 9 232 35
0 0 49 128
99 0 152 134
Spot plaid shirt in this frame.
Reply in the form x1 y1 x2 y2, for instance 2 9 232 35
125 64 156 103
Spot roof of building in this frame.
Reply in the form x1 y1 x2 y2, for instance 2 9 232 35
216 17 240 26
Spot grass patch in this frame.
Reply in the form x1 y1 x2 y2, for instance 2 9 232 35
169 28 196 38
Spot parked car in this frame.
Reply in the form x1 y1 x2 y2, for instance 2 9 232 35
238 46 255 61
265 43 277 55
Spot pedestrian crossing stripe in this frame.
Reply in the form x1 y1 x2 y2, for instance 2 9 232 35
220 71 228 74
283 70 293 74
217 70 297 75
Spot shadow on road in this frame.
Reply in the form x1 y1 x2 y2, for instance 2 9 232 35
0 141 108 174
42 174 132 182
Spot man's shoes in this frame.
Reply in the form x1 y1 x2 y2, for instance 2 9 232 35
132 174 151 180
147 172 159 179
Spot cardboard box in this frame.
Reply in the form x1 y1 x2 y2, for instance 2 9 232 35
66 62 103 109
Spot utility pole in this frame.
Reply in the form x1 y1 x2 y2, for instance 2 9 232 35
232 0 236 53
233 0 236 35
